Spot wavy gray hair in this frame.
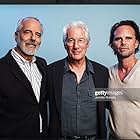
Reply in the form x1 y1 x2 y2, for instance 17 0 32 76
63 21 90 46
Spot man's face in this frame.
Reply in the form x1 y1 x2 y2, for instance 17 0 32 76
65 27 89 61
15 19 42 56
112 25 139 58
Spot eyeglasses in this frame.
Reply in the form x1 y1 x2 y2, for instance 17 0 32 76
66 38 88 47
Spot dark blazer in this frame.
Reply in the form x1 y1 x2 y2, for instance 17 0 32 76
47 57 109 139
0 50 48 139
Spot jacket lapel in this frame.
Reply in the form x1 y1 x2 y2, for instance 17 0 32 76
53 59 65 114
35 58 47 101
5 51 38 102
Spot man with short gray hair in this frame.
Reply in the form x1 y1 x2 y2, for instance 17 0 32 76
47 20 108 139
0 17 48 139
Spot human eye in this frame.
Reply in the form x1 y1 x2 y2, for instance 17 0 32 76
126 36 132 40
23 30 32 35
79 38 86 43
78 38 87 45
114 37 121 41
67 38 74 42
36 32 42 38
66 38 74 46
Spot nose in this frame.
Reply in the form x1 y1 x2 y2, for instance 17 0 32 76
73 40 80 49
121 38 126 45
31 33 36 41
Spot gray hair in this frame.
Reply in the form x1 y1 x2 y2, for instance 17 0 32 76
16 17 44 34
63 21 90 46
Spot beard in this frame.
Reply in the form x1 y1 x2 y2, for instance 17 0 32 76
17 38 39 56
115 49 134 59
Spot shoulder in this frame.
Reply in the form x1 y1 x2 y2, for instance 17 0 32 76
36 56 47 65
36 56 46 62
46 58 66 77
89 60 109 88
0 50 11 64
89 59 108 72
47 58 65 69
0 56 6 63
136 59 140 68
108 64 118 75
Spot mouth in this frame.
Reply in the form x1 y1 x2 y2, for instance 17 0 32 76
120 47 128 51
73 52 80 55
72 50 80 54
26 43 36 48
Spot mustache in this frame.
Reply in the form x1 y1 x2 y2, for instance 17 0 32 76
120 46 129 49
25 41 38 46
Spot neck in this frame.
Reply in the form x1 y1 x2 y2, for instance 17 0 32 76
118 56 138 71
68 57 86 84
15 46 33 62
68 57 86 71
117 56 138 81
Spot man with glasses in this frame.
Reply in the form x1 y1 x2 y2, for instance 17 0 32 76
46 21 108 139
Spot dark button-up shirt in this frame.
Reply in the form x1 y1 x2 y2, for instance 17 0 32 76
61 58 96 136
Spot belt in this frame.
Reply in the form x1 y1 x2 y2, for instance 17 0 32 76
62 135 95 139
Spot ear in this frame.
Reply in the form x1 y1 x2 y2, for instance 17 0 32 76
14 32 18 42
64 45 67 50
87 42 90 48
135 40 139 49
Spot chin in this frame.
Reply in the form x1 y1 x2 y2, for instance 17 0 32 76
73 57 83 61
23 49 36 56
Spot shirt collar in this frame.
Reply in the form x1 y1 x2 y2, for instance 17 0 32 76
86 58 94 74
64 57 94 74
64 58 70 74
11 48 36 64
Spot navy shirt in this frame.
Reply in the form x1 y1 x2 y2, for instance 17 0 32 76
61 58 96 136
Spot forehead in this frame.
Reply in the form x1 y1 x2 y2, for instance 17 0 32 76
67 27 86 37
114 25 135 36
21 19 42 32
